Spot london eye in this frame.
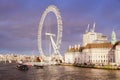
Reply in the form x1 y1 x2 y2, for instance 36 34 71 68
38 5 63 62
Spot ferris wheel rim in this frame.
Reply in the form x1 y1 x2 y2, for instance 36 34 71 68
38 5 63 56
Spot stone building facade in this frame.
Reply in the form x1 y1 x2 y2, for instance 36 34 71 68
64 24 120 65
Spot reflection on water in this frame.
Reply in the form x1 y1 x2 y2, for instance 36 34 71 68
0 64 120 80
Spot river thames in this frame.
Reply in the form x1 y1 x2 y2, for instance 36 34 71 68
0 63 120 80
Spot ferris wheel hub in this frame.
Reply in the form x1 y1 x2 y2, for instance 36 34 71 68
45 32 56 37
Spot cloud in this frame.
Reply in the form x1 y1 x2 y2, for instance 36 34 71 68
0 0 120 55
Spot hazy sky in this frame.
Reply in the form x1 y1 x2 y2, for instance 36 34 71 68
0 0 120 55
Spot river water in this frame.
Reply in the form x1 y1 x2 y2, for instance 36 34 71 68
0 64 120 80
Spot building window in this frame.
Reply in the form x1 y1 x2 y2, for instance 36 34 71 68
89 60 90 62
104 60 105 62
90 60 92 62
98 60 100 62
104 56 105 58
96 60 97 62
89 56 90 58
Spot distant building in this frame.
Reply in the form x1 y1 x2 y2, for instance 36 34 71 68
83 23 107 46
64 45 80 64
109 41 120 64
65 23 120 65
82 42 112 65
115 42 120 64
0 54 35 63
111 30 117 45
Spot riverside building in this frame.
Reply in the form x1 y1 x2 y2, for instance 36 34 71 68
65 23 120 65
